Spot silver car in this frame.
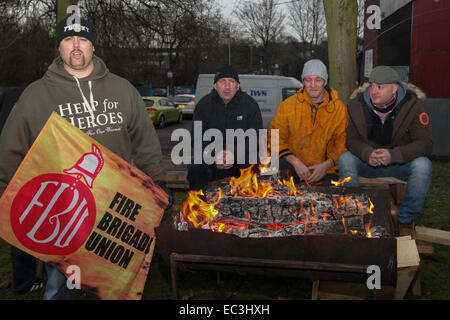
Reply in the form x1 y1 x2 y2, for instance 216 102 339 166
173 94 195 116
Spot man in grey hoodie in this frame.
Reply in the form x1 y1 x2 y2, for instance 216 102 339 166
0 16 171 299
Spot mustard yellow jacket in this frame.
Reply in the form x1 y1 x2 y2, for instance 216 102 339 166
269 86 348 174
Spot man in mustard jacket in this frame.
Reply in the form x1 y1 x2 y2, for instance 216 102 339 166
269 59 348 185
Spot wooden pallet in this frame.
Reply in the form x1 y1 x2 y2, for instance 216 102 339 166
162 158 189 189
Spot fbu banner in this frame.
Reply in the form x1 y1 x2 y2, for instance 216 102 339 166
0 112 168 299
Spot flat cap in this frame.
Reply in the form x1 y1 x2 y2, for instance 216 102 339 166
369 66 400 84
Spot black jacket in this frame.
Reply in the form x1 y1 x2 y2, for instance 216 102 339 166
0 87 24 134
192 89 263 165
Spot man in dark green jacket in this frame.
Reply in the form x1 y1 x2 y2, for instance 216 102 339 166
0 16 171 299
338 66 433 237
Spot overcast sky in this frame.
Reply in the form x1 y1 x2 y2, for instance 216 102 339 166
218 0 239 19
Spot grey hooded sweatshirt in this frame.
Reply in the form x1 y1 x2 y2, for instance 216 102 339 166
0 55 165 196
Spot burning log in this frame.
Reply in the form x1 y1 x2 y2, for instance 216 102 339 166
174 165 377 238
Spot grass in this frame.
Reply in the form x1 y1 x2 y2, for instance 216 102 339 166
0 160 449 300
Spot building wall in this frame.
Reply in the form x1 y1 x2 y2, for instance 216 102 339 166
377 2 413 67
410 0 450 99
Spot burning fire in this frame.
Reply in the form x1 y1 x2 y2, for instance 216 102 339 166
180 165 376 238
277 176 303 196
365 198 375 238
182 188 223 228
331 177 352 186
229 166 274 198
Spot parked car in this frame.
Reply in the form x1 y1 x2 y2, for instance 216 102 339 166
173 94 195 117
152 88 167 97
142 96 183 128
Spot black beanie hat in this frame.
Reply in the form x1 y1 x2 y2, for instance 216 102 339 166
214 65 240 84
56 16 95 48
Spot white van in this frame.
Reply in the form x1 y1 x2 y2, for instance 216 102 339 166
194 74 303 128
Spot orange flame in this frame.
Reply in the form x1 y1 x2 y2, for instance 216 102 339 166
182 188 223 228
342 216 348 234
229 165 274 198
331 176 352 186
365 197 375 237
277 176 303 196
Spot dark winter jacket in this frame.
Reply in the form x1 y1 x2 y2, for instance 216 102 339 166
0 87 24 134
191 89 263 165
346 82 433 164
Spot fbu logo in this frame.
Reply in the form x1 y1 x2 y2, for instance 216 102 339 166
10 144 103 255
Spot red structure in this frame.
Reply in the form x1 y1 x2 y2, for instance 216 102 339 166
410 0 450 99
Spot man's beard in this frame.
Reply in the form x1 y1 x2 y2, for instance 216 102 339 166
69 55 86 70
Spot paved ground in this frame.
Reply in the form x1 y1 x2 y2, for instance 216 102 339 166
156 118 192 152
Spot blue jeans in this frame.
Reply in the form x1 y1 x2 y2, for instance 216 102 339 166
338 151 432 224
44 263 73 300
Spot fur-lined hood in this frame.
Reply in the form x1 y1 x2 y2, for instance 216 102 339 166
349 82 426 100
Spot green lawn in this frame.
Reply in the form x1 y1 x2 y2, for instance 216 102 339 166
1 161 449 300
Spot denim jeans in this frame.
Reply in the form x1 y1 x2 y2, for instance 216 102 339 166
338 151 432 224
44 263 73 300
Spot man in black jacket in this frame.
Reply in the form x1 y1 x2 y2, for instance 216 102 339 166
0 87 45 294
188 65 263 190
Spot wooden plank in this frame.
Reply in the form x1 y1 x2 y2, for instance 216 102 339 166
415 225 450 246
167 183 189 190
311 280 320 300
416 240 434 255
397 236 420 268
359 177 406 184
166 171 188 182
393 266 420 299
314 266 420 300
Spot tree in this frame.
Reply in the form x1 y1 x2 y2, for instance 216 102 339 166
323 0 358 104
235 0 285 74
288 0 327 60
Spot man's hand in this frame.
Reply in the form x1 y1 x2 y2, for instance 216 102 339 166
369 149 391 167
374 148 391 166
156 181 173 210
308 160 332 183
286 156 311 181
216 150 234 170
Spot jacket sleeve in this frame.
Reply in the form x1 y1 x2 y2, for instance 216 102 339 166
345 102 375 163
390 100 433 164
0 98 33 197
326 102 348 172
127 87 165 181
247 99 263 130
269 100 292 159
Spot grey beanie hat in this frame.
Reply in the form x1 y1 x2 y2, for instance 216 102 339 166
301 59 328 82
